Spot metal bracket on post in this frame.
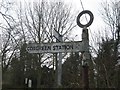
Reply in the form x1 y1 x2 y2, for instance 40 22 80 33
82 52 90 66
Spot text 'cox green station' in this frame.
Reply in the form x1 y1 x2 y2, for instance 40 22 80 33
27 44 74 51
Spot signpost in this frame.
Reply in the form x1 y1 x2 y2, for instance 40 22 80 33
26 41 85 53
26 10 94 88
26 41 84 88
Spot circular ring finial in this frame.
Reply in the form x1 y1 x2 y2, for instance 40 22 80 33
77 10 94 28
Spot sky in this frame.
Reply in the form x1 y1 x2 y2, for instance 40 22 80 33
1 0 111 42
63 0 107 41
0 0 110 54
0 0 112 55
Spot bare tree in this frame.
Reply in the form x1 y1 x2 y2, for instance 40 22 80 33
22 1 76 88
0 0 20 73
1 0 76 88
100 0 120 40
89 0 120 88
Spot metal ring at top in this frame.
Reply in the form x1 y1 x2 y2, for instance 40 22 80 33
77 10 94 28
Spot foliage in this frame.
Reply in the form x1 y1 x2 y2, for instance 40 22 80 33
62 53 82 88
94 39 118 88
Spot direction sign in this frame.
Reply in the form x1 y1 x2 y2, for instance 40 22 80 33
26 41 86 53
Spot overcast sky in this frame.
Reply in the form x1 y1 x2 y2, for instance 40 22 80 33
64 0 107 41
2 0 111 41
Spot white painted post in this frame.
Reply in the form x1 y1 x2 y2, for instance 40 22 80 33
53 29 63 87
57 35 62 87
28 79 32 88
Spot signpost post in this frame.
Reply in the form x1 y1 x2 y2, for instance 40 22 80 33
77 10 94 89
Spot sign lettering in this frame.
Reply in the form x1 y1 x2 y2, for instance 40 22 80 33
26 41 84 53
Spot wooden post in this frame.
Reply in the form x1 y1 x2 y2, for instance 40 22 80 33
82 28 90 89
